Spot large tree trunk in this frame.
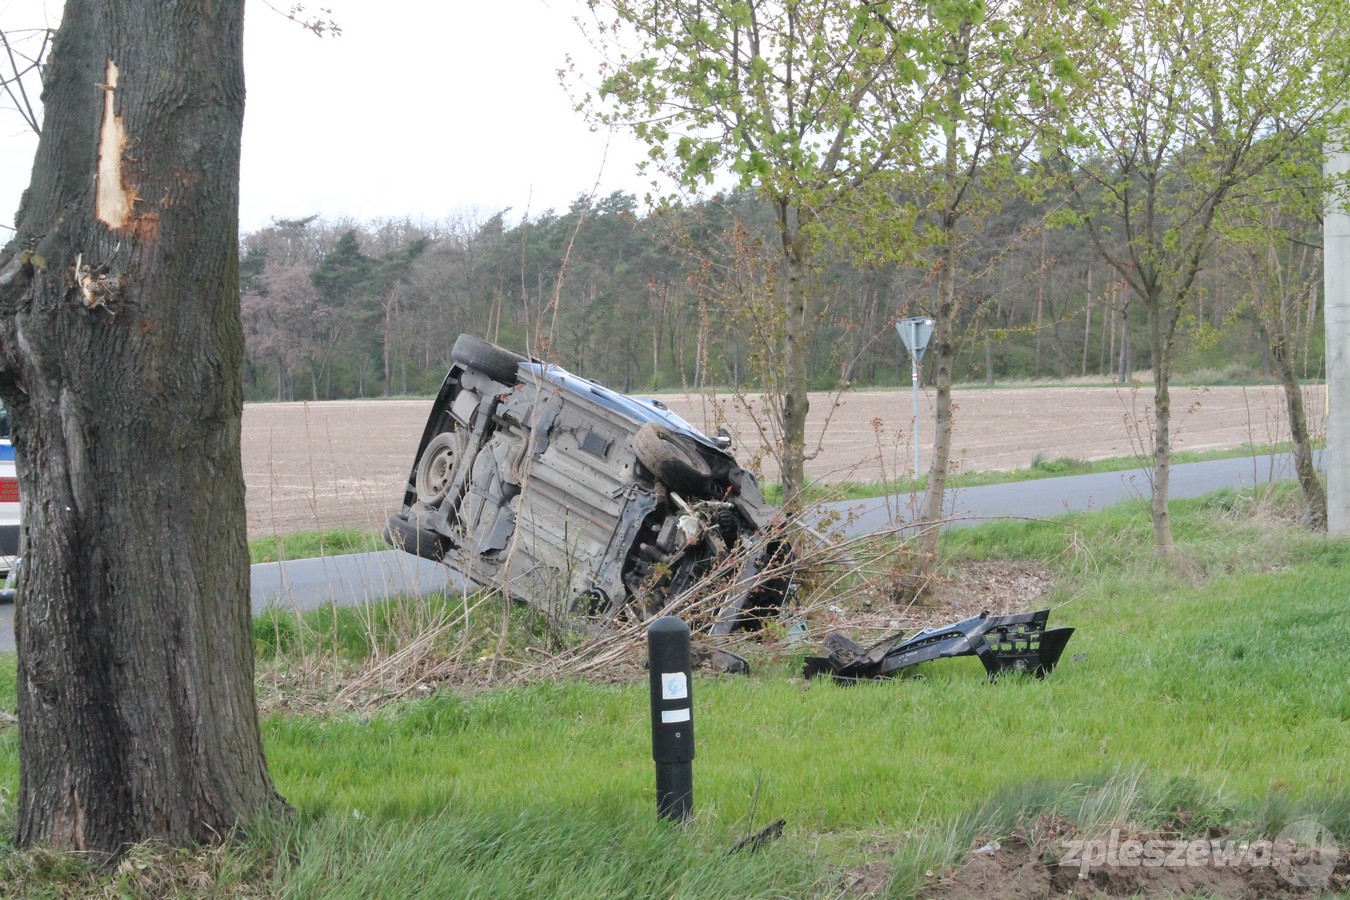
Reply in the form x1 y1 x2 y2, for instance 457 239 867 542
0 0 286 853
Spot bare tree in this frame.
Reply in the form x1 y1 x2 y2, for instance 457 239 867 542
1052 0 1350 553
880 0 1085 569
243 259 323 400
1224 211 1328 528
0 25 48 135
575 0 930 511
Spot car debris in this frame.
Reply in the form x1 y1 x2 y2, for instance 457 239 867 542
802 609 1074 683
384 334 793 637
690 642 750 675
729 818 786 855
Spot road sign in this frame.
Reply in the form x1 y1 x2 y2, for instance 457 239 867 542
896 316 935 476
897 317 935 361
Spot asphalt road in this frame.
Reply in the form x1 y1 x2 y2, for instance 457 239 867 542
829 452 1321 537
0 452 1322 652
0 551 467 654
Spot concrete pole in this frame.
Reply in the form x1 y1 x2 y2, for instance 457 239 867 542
1325 123 1350 534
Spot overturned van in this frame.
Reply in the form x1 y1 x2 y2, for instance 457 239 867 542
384 334 791 632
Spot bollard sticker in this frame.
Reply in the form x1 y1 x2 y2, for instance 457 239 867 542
661 672 688 700
661 708 691 723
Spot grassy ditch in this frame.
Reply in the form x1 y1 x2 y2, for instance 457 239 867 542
0 485 1346 896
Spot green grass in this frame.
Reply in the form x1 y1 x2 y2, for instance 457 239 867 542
268 808 819 897
249 527 384 564
1 486 1348 896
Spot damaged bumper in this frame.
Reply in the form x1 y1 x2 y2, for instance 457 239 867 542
803 609 1074 683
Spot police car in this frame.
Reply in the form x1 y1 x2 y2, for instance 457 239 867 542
0 404 17 578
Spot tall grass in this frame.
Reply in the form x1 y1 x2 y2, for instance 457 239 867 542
273 809 819 898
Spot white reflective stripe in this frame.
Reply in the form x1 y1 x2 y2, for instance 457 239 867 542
660 708 690 724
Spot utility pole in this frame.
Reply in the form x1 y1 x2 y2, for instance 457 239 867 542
1326 124 1350 534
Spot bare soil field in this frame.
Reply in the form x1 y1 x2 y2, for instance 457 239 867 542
241 382 1320 539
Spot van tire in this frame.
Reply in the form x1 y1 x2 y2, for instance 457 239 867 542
451 334 526 385
383 515 446 561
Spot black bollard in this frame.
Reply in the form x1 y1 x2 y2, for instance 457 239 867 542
648 615 694 822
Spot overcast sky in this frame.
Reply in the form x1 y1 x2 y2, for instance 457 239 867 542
0 0 659 234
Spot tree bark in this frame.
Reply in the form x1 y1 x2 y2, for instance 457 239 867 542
0 0 286 853
1117 300 1131 382
779 201 811 512
920 219 957 569
1262 319 1327 530
383 286 397 397
1082 269 1093 377
1034 228 1046 375
918 84 964 571
1148 296 1174 555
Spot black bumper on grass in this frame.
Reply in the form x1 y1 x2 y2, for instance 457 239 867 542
803 609 1074 683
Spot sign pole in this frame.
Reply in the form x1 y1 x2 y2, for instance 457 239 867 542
1326 108 1350 533
896 316 934 482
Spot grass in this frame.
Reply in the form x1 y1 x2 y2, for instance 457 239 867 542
0 485 1348 896
249 527 383 564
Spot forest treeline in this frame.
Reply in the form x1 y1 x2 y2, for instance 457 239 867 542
239 186 1323 403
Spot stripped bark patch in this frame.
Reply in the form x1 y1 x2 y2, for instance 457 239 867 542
95 59 130 229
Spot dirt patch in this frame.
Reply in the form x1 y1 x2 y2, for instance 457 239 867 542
240 384 1312 540
927 560 1058 619
921 820 1349 898
839 858 895 897
800 558 1058 642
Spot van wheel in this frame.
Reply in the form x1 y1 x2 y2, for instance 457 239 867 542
451 334 526 385
415 431 459 504
633 423 711 495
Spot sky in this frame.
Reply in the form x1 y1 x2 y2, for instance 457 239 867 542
0 0 660 234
